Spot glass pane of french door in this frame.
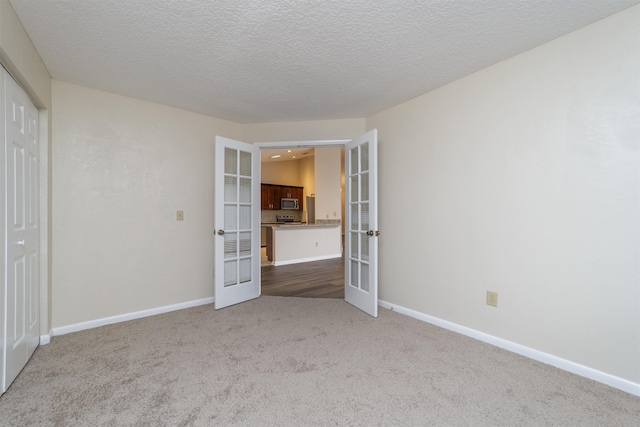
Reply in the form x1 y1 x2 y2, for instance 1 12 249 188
348 143 370 292
222 148 253 287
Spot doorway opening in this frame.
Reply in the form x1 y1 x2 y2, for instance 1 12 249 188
258 142 346 299
214 131 378 317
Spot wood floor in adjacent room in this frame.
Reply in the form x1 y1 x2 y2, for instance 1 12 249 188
261 248 344 298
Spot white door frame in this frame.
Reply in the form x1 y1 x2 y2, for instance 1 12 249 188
0 66 5 395
255 139 351 149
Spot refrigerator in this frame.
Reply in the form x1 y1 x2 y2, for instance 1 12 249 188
306 195 315 224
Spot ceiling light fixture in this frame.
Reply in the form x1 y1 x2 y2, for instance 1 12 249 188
270 155 281 159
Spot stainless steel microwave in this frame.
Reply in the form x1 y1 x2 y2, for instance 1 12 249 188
281 198 299 209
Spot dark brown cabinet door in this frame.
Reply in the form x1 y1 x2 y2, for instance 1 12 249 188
280 187 293 199
261 184 280 210
295 187 304 210
261 185 269 209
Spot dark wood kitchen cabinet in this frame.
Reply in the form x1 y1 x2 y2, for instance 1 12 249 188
261 184 279 210
294 187 303 211
261 184 304 210
280 187 295 199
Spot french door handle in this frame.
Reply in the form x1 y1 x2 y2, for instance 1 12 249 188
366 230 374 236
217 230 225 235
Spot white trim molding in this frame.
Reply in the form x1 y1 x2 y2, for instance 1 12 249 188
52 297 215 337
255 139 350 148
272 254 342 266
378 300 640 397
39 331 52 345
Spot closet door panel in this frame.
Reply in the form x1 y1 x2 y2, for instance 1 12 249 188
2 69 39 394
4 73 29 390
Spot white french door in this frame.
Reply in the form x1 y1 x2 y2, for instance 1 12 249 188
2 68 39 394
216 130 379 316
214 136 261 309
344 130 379 317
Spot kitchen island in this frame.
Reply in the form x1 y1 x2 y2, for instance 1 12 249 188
265 223 342 266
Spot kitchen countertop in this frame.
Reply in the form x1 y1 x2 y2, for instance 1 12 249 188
262 223 340 229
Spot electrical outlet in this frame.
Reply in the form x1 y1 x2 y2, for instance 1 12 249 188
486 291 498 307
176 210 184 221
315 242 318 247
333 211 336 217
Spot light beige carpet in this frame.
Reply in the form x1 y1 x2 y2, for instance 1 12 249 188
1 296 638 426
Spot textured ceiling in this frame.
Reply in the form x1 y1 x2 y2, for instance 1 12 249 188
9 0 639 123
261 147 314 163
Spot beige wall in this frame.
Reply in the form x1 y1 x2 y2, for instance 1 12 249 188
0 1 50 107
314 147 342 222
271 226 341 265
0 0 52 337
299 155 315 200
52 80 243 327
243 118 365 142
50 89 362 328
367 6 639 384
261 160 301 186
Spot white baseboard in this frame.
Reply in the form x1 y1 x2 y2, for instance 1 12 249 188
39 331 52 345
273 253 342 266
52 297 215 337
378 300 640 397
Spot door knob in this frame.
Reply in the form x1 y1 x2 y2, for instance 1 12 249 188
217 230 225 235
366 230 374 236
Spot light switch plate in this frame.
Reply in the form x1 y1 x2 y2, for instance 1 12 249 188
176 210 184 221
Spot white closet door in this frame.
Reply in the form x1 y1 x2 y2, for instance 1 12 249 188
2 68 39 394
0 67 5 395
